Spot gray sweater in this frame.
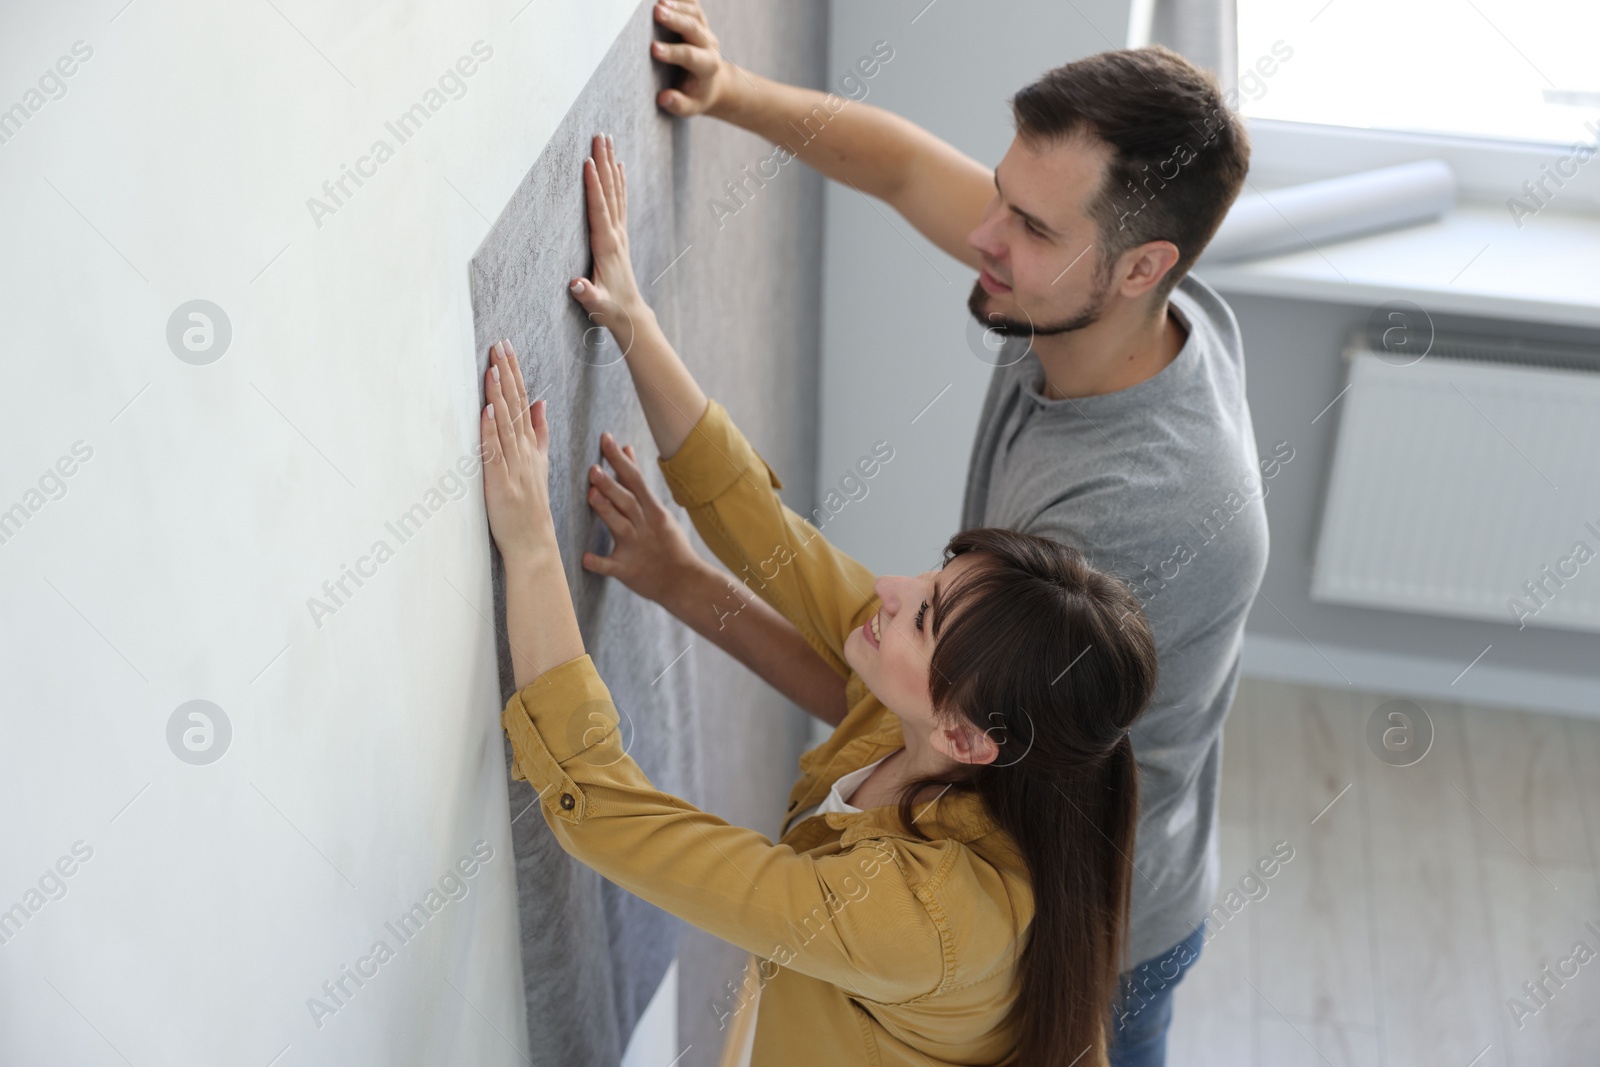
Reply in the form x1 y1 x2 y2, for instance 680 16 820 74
961 272 1270 965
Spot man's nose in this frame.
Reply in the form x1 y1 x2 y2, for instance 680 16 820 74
967 220 994 257
968 200 1005 254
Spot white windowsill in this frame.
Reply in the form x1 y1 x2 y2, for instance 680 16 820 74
1195 198 1600 331
1243 632 1600 721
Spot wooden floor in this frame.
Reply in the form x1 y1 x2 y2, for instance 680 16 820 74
1167 677 1600 1067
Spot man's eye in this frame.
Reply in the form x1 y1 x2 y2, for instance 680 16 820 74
914 601 928 631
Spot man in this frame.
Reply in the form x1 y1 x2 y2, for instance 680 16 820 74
645 4 1267 1063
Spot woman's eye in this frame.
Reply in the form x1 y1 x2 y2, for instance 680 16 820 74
914 600 928 632
1023 218 1045 237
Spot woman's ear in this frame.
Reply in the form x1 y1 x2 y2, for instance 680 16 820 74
932 718 1000 766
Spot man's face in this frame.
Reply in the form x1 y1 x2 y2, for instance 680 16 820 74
965 132 1116 338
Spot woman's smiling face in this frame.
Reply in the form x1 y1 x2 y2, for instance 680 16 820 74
843 551 987 730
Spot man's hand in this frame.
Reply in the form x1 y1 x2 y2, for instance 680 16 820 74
582 431 703 604
645 3 992 269
570 134 651 355
651 0 738 119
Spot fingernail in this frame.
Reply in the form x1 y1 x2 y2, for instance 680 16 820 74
571 279 585 292
487 403 495 420
491 364 500 382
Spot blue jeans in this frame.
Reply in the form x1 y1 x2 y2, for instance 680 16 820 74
1107 923 1207 1067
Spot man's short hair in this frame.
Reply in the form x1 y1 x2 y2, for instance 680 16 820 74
1011 46 1250 301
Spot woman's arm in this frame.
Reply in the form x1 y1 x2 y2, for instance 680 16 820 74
647 556 849 727
478 342 945 1007
582 432 847 727
570 133 882 674
484 138 848 719
479 338 584 690
566 134 706 460
499 655 945 1006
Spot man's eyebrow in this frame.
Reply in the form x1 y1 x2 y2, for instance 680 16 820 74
994 170 1059 236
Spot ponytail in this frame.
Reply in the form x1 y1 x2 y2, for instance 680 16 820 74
891 528 1157 1064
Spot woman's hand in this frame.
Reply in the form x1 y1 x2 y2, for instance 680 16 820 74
569 134 651 356
481 339 557 566
582 431 703 604
650 0 739 119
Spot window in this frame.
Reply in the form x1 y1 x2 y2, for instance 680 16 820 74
1236 0 1600 147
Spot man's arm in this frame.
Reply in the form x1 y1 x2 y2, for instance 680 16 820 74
651 0 993 270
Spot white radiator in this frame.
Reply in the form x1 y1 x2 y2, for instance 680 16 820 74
1311 333 1600 634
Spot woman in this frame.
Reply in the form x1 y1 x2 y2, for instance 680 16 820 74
480 134 1159 1066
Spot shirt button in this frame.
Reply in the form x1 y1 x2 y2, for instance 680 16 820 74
560 793 575 810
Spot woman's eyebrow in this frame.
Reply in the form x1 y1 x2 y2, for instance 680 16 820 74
929 573 946 635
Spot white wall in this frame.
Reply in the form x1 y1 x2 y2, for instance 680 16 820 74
622 957 678 1067
0 2 639 1062
817 0 1135 579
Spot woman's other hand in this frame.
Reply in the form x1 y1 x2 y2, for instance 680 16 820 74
582 431 701 603
650 0 738 119
481 339 558 566
569 134 650 356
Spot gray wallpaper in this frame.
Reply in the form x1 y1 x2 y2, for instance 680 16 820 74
468 2 826 1064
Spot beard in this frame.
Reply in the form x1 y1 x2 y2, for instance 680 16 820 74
966 267 1113 342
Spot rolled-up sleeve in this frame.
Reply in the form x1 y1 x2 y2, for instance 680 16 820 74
501 654 945 1004
659 399 878 676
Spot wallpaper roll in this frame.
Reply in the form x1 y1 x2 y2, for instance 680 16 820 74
470 17 701 1051
468 2 825 1064
1200 159 1457 264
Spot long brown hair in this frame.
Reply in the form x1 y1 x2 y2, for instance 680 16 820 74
892 528 1158 1066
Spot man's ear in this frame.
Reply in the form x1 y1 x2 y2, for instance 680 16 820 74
1114 240 1181 300
933 719 1000 766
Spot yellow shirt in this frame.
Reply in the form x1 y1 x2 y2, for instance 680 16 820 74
500 399 1034 1066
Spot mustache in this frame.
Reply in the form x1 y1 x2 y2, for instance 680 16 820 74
979 261 1010 285
967 281 1030 335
